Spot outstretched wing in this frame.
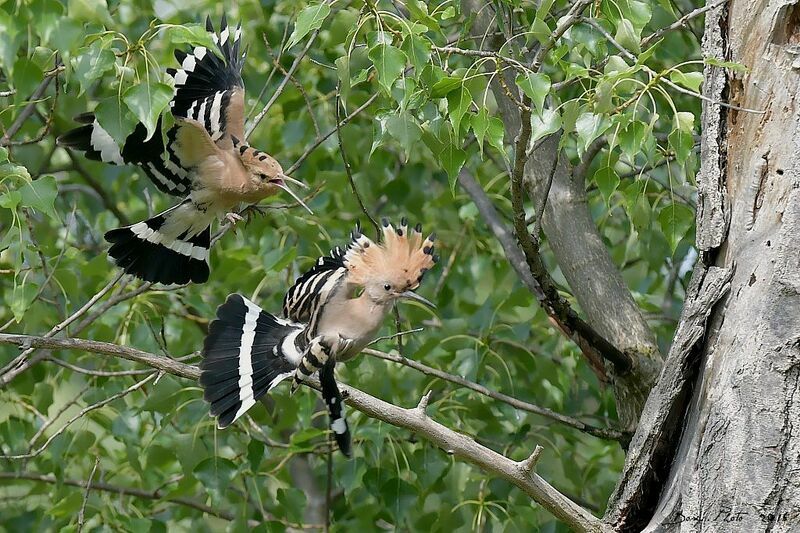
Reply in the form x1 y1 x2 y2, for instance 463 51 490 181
167 15 246 142
57 113 192 197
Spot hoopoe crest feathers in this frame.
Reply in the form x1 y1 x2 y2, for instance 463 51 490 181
344 217 438 297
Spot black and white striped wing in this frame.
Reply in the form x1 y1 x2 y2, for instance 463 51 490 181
282 245 348 327
167 15 246 142
57 113 192 197
200 294 306 428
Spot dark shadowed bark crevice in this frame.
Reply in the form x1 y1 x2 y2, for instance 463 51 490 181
607 0 800 530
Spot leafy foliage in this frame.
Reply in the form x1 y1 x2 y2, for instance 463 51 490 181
0 0 714 530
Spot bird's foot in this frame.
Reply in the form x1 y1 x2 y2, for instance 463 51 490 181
240 204 270 222
225 212 244 225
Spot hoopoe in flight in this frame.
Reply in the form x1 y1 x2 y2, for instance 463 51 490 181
199 219 438 456
57 16 309 285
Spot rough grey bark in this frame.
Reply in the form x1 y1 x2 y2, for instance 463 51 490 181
465 1 663 431
606 0 800 530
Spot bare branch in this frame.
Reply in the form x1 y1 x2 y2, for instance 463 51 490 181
0 471 258 525
0 333 606 531
365 347 629 442
286 93 379 175
77 456 100 533
0 273 124 386
246 15 326 139
416 389 433 414
518 444 544 475
1 372 157 459
530 0 594 72
335 83 380 237
0 63 63 146
641 0 728 48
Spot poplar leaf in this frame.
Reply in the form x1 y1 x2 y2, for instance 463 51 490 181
287 3 330 48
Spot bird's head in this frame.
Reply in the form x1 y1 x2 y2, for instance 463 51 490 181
344 218 438 308
231 136 311 213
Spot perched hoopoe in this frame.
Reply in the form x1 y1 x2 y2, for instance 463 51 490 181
57 16 309 285
199 219 438 456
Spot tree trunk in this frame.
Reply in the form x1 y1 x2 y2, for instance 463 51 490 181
606 1 800 530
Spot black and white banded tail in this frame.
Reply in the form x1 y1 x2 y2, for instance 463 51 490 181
104 202 211 285
200 294 353 456
201 294 303 428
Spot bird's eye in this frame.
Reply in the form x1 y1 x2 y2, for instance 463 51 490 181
384 284 391 291
258 173 267 180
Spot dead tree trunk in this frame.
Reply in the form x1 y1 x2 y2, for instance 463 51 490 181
605 0 800 530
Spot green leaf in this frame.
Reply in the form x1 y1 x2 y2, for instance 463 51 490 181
659 202 694 252
575 112 610 153
406 0 440 31
430 76 463 98
615 19 641 54
287 3 331 49
11 280 39 321
619 121 647 163
72 40 116 96
438 142 467 193
0 190 21 210
604 55 631 76
402 34 431 73
704 57 748 72
486 115 505 155
669 70 703 93
472 108 490 156
530 17 551 45
627 1 653 30
95 96 138 147
447 86 471 137
335 56 350 100
164 23 217 50
623 180 651 233
193 457 238 497
386 113 422 160
68 0 113 26
19 175 58 221
515 73 551 111
594 166 620 205
669 126 694 165
536 0 556 20
122 82 173 141
530 108 562 145
368 43 407 93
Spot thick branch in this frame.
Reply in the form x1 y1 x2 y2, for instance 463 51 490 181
459 168 631 374
0 333 606 532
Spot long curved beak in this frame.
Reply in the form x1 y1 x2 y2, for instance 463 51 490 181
279 173 308 189
399 291 436 309
272 175 313 215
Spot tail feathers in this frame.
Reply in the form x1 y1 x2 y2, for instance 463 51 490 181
200 294 303 428
105 205 210 285
320 361 351 457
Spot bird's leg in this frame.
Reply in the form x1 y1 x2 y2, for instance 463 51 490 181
240 203 271 223
290 336 332 394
